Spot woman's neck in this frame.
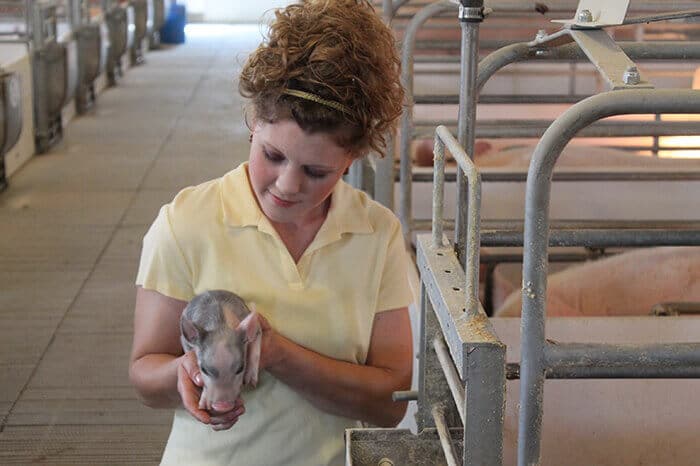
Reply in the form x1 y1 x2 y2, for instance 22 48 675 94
271 197 331 263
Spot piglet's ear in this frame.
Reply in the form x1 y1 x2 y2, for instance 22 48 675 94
237 312 262 387
181 319 205 345
238 311 260 345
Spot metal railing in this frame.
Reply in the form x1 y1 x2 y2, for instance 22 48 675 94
396 1 700 243
517 88 700 465
351 2 700 466
415 124 506 466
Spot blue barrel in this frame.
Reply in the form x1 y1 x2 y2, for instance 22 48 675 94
160 3 186 44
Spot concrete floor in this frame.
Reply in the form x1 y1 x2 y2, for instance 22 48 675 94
0 26 266 464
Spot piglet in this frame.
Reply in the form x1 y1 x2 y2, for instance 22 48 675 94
180 290 262 413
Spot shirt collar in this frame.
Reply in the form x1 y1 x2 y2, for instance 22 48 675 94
221 162 373 239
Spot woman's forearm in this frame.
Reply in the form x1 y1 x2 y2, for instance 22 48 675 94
129 353 182 408
266 333 410 427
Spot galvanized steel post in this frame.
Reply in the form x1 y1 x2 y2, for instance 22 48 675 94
455 0 483 268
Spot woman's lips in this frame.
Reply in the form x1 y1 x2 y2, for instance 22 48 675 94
269 192 298 208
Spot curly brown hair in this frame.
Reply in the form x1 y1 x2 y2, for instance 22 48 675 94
239 0 404 158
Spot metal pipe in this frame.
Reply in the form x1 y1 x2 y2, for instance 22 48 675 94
519 89 700 466
484 219 700 230
432 130 446 247
415 94 591 104
391 0 411 19
477 42 700 95
415 119 700 139
432 335 466 426
506 361 700 379
407 169 700 183
455 9 481 269
399 0 456 237
369 0 398 210
431 405 460 466
482 228 700 248
545 342 700 375
24 0 31 43
32 1 43 48
417 218 700 242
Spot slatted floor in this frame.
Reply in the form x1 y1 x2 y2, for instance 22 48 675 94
0 26 263 464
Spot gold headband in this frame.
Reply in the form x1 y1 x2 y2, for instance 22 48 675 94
282 88 352 115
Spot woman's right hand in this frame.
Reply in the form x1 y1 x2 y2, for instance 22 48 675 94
177 351 246 431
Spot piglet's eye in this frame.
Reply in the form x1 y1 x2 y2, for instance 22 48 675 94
235 364 244 375
201 365 219 379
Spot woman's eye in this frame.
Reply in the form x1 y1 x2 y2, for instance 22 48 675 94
263 149 284 163
200 366 211 376
304 168 329 179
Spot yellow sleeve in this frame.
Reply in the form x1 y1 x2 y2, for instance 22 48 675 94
135 204 194 302
375 219 414 313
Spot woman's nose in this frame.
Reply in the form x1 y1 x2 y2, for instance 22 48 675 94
275 166 302 194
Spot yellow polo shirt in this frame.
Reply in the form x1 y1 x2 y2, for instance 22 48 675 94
136 162 412 466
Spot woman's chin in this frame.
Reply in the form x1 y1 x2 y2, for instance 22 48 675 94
261 202 297 224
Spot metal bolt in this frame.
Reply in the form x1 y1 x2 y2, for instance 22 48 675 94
577 9 593 23
623 65 640 85
378 459 395 466
535 29 547 41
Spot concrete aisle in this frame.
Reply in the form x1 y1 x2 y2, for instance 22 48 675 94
0 26 263 464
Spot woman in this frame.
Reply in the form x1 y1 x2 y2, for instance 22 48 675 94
129 1 412 464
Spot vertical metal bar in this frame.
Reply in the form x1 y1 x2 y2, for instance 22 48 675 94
417 282 428 431
432 134 446 248
69 0 79 29
374 140 394 208
455 5 482 269
399 1 456 237
346 159 363 189
32 1 43 49
25 0 31 40
432 405 461 466
373 0 396 210
652 113 661 156
518 169 548 466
